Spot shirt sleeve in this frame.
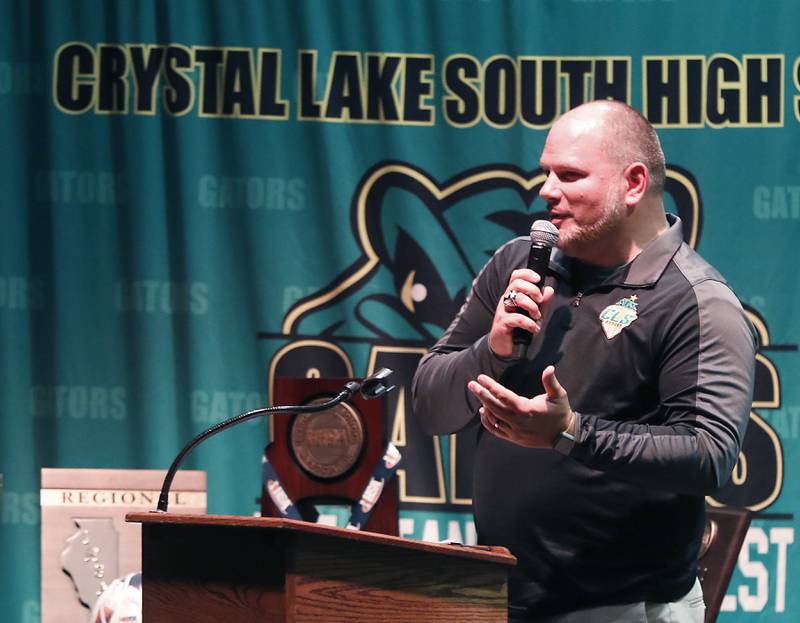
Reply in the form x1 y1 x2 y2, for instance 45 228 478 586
412 240 526 435
570 279 757 496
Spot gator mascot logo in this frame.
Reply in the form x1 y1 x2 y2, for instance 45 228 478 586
265 160 786 512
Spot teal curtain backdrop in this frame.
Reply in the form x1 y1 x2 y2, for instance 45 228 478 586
1 1 799 621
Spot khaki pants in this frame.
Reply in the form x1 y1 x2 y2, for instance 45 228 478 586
511 578 705 623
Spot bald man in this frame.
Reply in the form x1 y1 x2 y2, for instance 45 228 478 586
412 101 756 622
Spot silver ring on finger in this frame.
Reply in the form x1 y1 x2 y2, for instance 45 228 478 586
503 289 518 309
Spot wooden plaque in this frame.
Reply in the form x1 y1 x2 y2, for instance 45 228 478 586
261 378 398 535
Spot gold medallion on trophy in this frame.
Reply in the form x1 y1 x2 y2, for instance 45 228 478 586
290 399 365 479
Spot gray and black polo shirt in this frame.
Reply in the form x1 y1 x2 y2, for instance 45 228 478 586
412 214 756 617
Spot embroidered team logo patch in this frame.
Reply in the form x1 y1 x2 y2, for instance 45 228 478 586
599 295 639 339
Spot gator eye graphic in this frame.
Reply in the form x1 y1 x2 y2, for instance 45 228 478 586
348 228 470 342
400 271 427 312
393 229 466 330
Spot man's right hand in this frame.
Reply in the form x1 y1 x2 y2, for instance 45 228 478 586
489 268 554 358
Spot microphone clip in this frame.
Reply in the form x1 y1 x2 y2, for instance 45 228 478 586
355 367 396 400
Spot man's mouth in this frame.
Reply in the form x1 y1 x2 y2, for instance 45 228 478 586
548 212 571 228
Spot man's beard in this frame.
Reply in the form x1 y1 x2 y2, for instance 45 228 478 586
557 187 626 254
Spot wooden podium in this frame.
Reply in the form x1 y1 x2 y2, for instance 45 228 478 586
127 512 515 622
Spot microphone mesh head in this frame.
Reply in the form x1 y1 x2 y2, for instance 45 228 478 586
530 219 559 247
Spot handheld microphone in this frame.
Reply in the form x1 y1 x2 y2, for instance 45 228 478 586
511 219 559 351
155 368 395 512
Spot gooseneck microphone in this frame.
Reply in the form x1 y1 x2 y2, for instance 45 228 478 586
155 368 395 512
511 219 559 354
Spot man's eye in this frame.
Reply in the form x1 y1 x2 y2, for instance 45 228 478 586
560 171 582 182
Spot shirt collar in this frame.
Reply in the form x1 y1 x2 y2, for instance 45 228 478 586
549 214 684 287
623 213 683 286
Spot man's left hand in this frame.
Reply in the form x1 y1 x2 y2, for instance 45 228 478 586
467 365 574 448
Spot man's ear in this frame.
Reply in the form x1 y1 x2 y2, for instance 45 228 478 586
622 162 649 207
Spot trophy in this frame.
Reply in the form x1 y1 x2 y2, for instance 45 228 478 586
261 376 400 535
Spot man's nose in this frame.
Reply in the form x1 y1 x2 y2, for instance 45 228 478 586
539 171 560 203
